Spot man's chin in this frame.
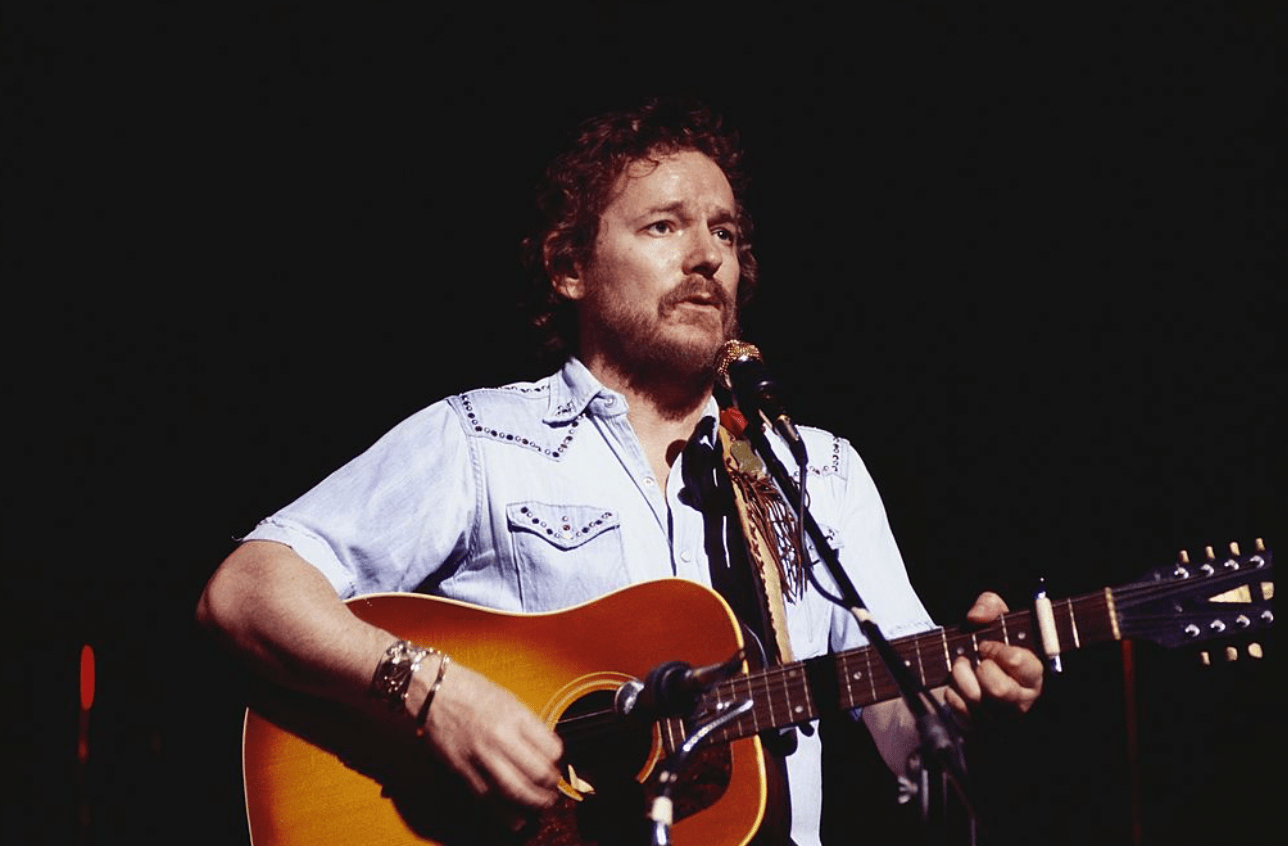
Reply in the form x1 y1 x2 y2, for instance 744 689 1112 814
587 307 736 388
666 308 736 342
648 326 732 377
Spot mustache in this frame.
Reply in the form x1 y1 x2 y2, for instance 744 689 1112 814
658 278 733 313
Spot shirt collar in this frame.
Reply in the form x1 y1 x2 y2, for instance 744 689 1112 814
544 358 721 432
693 397 721 445
544 357 624 424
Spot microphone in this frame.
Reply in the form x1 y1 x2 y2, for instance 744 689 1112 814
616 653 744 718
714 340 807 463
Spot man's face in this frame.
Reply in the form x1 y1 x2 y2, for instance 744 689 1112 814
561 150 741 383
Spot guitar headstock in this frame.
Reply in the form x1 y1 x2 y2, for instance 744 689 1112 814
1113 539 1274 657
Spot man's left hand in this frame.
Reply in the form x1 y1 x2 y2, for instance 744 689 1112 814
944 591 1044 721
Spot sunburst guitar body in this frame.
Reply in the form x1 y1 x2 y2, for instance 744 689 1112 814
243 579 766 846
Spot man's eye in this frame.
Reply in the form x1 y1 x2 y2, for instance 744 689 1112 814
715 227 737 243
647 221 674 234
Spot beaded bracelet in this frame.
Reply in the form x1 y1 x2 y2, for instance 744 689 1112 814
415 654 452 736
370 639 437 712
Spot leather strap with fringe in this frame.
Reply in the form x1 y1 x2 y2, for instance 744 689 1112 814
717 409 806 664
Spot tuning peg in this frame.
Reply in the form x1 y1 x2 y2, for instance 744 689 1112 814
1225 646 1238 662
1175 549 1191 578
1254 538 1266 553
1204 545 1216 562
1248 643 1264 659
1199 650 1211 667
1229 541 1242 557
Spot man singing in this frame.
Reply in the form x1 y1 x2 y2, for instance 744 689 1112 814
198 97 1042 846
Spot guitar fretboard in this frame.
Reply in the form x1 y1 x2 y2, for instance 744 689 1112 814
689 587 1120 746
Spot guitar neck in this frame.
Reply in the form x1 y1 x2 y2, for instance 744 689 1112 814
702 586 1120 743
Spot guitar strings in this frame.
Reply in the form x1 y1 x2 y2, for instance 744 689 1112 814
547 571 1271 744
551 620 1051 744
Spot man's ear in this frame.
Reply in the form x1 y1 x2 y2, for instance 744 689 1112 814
544 233 584 301
553 272 583 301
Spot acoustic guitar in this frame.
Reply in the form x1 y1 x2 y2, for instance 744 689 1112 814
242 540 1273 846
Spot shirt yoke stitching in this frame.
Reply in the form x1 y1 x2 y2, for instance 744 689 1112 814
455 388 587 460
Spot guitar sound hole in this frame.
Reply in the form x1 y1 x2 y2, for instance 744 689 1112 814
535 689 657 846
534 689 736 845
557 690 655 798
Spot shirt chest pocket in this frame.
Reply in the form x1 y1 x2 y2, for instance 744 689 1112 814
505 501 627 610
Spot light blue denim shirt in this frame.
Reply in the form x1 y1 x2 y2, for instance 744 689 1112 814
245 356 934 846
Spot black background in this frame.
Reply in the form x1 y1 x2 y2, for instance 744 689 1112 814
4 4 1282 845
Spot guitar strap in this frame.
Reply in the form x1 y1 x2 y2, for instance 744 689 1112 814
682 413 805 846
715 409 806 663
681 415 800 668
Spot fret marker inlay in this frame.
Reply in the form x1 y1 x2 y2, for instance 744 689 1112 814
1066 598 1082 648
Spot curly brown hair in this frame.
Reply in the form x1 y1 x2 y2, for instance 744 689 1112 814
521 97 758 362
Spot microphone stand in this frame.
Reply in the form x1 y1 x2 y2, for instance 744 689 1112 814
646 698 753 846
738 416 978 831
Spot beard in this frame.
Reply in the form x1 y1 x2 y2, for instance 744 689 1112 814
583 277 739 413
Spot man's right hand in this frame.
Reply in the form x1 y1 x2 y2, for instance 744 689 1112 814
414 659 564 814
198 542 565 823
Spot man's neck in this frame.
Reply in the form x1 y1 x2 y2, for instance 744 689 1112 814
583 355 713 487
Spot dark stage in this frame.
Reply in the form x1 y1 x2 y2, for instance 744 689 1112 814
5 5 1281 845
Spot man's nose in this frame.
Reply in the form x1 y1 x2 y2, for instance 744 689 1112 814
683 228 724 278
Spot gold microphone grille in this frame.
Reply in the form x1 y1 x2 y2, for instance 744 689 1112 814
715 340 762 390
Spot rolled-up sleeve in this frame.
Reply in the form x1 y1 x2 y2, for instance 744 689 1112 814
244 400 476 598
